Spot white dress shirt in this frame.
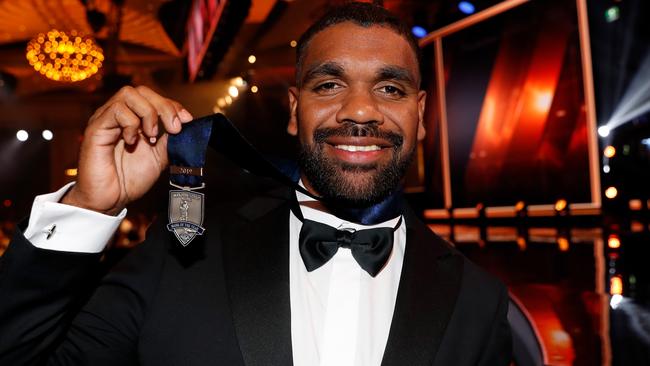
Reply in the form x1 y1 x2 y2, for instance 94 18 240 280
290 189 405 366
22 184 406 366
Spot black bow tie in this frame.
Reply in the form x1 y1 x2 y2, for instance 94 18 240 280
298 216 402 277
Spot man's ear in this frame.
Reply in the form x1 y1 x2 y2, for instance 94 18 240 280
417 90 427 141
287 87 299 136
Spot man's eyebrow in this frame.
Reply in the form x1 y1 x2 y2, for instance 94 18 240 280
376 65 417 85
301 62 345 85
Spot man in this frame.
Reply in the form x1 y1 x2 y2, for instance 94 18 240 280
0 3 511 365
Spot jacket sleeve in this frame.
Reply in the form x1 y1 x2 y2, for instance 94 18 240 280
478 284 513 366
0 221 168 365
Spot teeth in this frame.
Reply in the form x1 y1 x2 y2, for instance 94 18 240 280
334 145 381 152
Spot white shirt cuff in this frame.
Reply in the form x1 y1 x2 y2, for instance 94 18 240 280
23 182 127 253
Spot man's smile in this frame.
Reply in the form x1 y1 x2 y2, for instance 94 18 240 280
322 136 395 165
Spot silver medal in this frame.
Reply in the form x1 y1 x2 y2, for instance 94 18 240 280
167 189 206 246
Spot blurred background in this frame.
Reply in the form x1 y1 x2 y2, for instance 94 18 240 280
1 0 649 364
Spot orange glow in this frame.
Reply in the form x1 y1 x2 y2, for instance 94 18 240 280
610 276 623 295
516 236 527 250
604 145 616 158
534 90 554 113
65 168 78 177
608 235 621 249
515 201 526 211
550 329 571 347
605 187 618 199
557 237 569 251
554 199 567 212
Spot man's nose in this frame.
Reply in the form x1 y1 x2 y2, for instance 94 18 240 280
335 88 384 125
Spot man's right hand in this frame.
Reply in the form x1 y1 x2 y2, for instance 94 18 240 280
61 86 194 215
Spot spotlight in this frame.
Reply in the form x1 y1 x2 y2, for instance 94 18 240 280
605 187 618 199
224 95 233 105
290 40 297 48
248 55 256 64
411 26 427 39
16 130 28 141
231 77 245 87
554 199 568 212
608 235 621 249
610 275 623 295
458 1 476 15
217 98 226 108
42 129 53 141
65 168 78 176
251 85 259 93
557 237 570 252
603 164 611 173
605 6 620 23
228 85 239 98
598 126 611 137
604 145 616 158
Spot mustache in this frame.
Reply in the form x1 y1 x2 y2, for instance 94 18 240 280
312 123 404 147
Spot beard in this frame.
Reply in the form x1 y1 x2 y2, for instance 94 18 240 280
298 123 415 208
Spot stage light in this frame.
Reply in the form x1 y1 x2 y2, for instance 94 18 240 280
603 164 610 173
228 85 239 98
411 26 427 39
598 126 610 137
604 145 616 158
608 235 621 249
642 138 650 147
605 6 620 23
605 187 618 199
610 294 623 309
248 55 256 64
65 168 78 176
42 129 53 140
217 98 226 108
554 199 567 212
557 237 569 252
231 77 245 87
251 85 258 93
515 201 526 212
458 1 475 14
16 130 28 141
224 95 232 105
610 275 623 295
290 40 297 48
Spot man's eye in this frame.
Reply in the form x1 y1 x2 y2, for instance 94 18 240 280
379 85 405 96
314 82 339 91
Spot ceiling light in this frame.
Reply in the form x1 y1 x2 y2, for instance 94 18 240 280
228 85 239 98
251 85 258 93
248 55 256 64
16 130 28 141
26 29 103 82
411 26 427 38
290 40 297 48
42 129 53 140
458 1 476 15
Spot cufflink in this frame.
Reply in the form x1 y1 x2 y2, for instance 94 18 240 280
45 224 56 240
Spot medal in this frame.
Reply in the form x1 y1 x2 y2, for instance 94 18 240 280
166 118 212 246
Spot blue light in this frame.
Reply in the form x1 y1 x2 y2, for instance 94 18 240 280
458 1 476 15
411 26 427 38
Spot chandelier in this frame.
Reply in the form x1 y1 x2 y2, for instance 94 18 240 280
26 29 104 82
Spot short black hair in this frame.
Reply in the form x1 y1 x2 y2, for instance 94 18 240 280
295 2 422 87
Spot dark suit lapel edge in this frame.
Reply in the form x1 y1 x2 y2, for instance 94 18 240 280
222 189 294 366
381 207 464 366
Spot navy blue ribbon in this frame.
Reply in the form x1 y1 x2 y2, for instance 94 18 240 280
167 118 212 188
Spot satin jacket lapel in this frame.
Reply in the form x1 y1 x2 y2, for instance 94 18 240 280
381 207 464 366
222 188 293 366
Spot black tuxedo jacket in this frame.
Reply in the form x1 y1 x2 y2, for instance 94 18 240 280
0 180 511 365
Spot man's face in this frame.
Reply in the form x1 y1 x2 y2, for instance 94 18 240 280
288 22 426 207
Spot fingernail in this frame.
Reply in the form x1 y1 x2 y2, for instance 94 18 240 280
149 137 157 144
179 109 193 122
172 116 180 128
152 124 158 137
